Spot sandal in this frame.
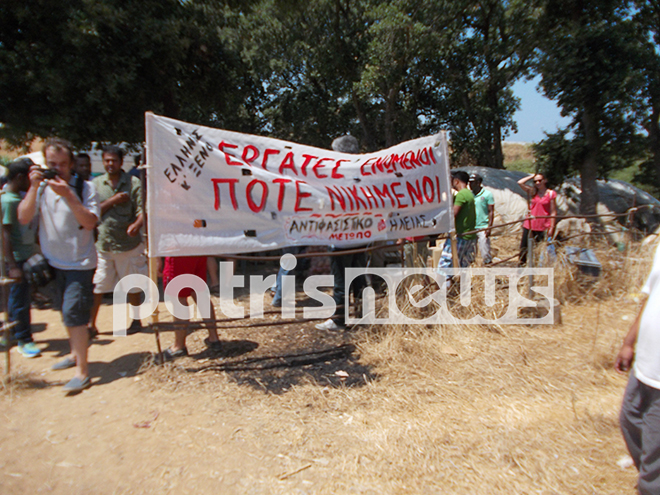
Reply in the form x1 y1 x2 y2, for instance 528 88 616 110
163 347 188 361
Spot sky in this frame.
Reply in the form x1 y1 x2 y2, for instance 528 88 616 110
507 76 572 143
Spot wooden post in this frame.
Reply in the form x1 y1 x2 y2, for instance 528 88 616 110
450 230 459 268
149 256 163 362
527 225 534 299
412 241 418 268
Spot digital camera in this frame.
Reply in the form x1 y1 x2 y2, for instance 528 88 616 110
42 168 58 180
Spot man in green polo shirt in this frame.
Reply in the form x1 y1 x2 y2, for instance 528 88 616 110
436 170 477 276
89 145 146 336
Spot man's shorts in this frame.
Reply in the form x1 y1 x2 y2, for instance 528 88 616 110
53 269 95 327
93 243 148 294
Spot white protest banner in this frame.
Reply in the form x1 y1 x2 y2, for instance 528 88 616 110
146 113 453 257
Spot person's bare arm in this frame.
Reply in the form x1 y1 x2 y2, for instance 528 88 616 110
453 204 461 217
2 225 20 279
548 196 558 239
100 192 130 216
486 204 494 237
18 166 43 225
615 297 648 373
127 213 144 237
48 177 98 230
517 174 535 195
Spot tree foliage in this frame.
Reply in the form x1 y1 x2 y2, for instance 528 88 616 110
0 0 259 147
2 0 657 209
534 0 648 212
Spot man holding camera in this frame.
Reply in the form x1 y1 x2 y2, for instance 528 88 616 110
18 138 99 394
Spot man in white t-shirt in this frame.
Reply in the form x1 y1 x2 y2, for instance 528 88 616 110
616 242 660 494
18 138 99 394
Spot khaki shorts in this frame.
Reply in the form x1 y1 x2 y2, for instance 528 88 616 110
93 243 148 294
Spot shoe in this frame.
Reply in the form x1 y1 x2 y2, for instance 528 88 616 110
209 284 220 296
204 338 222 352
63 376 90 393
87 326 99 342
127 319 143 335
271 299 282 308
163 347 188 361
52 356 76 370
17 342 41 358
314 319 345 331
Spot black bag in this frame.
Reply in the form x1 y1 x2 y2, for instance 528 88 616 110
23 254 55 287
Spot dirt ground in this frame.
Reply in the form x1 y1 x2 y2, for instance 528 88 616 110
0 259 644 494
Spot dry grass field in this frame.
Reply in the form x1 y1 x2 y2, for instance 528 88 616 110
0 234 652 494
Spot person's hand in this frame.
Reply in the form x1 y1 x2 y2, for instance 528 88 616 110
485 228 491 238
615 343 635 373
48 175 74 199
111 192 130 206
126 223 140 237
28 165 44 188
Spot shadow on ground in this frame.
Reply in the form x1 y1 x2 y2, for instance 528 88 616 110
91 351 152 386
183 338 377 394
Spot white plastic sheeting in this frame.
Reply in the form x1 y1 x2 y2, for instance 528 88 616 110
457 166 660 237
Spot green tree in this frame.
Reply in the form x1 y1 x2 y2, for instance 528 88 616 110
535 0 644 214
0 0 259 147
435 0 542 168
632 0 660 190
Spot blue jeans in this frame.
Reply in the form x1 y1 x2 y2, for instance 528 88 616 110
8 261 32 343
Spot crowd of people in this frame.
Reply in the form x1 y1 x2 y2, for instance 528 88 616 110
3 137 660 491
1 137 560 394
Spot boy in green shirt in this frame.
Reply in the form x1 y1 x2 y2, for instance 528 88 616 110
2 158 40 358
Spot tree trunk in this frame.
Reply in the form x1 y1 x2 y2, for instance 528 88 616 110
384 88 397 148
580 108 601 216
351 93 376 151
487 82 504 169
491 122 504 169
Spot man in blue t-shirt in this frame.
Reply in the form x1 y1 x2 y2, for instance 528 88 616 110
469 173 495 265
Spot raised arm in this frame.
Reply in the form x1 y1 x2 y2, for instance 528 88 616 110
518 174 535 195
18 165 44 225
